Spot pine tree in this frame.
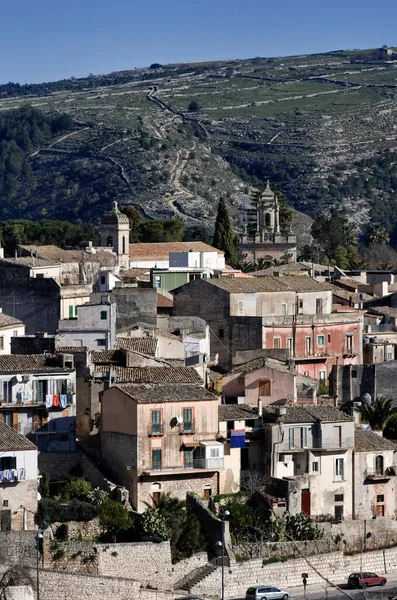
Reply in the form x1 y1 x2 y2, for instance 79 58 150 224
213 197 238 266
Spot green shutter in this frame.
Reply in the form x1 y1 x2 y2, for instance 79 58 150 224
69 305 74 318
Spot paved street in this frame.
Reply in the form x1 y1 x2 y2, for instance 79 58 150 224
230 573 397 600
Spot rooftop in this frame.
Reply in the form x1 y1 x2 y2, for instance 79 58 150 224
56 346 88 354
18 245 117 266
0 312 24 329
129 241 224 261
262 405 353 424
231 356 293 375
116 337 157 355
112 366 203 384
0 421 37 451
218 404 258 421
204 275 333 294
354 429 396 451
367 306 397 319
0 354 72 373
115 384 217 403
119 267 151 282
101 202 130 226
254 262 334 276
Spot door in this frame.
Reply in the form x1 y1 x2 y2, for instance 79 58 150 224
0 510 11 531
301 489 311 515
305 337 312 355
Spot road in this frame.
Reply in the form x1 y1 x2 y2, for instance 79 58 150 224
230 574 397 600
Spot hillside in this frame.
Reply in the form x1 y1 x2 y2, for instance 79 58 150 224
2 48 397 242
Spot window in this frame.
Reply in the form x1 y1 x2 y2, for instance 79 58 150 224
334 505 344 520
151 410 162 435
106 236 113 248
237 377 245 386
319 371 326 380
100 311 107 320
299 298 303 309
13 331 18 337
75 306 78 316
0 457 16 470
287 338 293 353
375 455 384 475
312 462 319 472
317 335 325 346
183 408 193 432
184 449 194 468
346 334 353 353
265 213 271 227
2 500 8 507
281 303 288 316
327 334 331 343
218 328 224 339
238 301 244 315
335 494 344 502
68 306 74 318
304 371 309 377
335 458 344 481
387 353 393 360
301 427 308 448
122 236 126 255
316 298 323 314
377 495 385 503
152 450 162 470
273 337 281 349
210 447 220 458
288 428 295 449
100 275 106 285
352 369 357 378
97 339 106 346
152 492 160 508
259 379 271 397
203 488 212 498
305 337 312 355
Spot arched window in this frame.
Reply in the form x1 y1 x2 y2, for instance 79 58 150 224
122 236 126 255
259 378 271 397
375 455 384 475
265 213 271 227
106 236 113 248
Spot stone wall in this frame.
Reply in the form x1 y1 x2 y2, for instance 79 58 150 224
186 493 233 560
0 480 37 531
190 547 397 597
51 518 103 540
170 552 208 586
233 539 338 561
319 517 397 550
0 531 36 567
38 451 82 480
4 587 33 600
110 287 157 331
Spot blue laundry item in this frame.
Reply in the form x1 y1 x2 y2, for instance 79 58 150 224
60 395 68 409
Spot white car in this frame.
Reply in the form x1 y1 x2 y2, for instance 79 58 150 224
246 586 290 600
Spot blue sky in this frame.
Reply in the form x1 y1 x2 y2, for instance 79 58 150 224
1 0 397 84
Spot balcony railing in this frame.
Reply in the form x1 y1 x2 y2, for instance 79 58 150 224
0 470 26 483
147 423 165 436
280 438 353 452
148 457 224 472
365 467 396 480
179 420 196 434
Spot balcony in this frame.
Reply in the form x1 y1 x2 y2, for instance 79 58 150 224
0 470 26 483
179 420 196 435
280 438 353 452
365 467 396 481
147 423 164 437
143 457 224 475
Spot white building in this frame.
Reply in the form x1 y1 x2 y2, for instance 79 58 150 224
129 242 225 269
57 298 116 351
0 421 38 530
263 405 355 519
0 310 25 355
169 250 225 270
0 354 76 447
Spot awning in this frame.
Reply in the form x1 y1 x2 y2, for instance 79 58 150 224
182 442 200 448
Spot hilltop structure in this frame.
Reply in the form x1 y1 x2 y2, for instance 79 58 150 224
239 183 297 264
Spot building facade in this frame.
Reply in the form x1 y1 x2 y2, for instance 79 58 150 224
58 299 117 351
0 310 25 355
0 421 38 531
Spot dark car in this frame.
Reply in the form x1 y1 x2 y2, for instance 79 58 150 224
348 573 387 588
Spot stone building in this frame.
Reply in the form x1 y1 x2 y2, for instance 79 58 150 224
0 421 38 531
0 310 25 355
353 429 397 519
57 298 117 351
101 384 223 511
261 405 355 519
239 183 297 263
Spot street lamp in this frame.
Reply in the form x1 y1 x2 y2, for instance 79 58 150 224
216 509 230 600
35 531 43 600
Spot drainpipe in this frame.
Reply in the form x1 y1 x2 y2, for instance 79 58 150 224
352 449 355 519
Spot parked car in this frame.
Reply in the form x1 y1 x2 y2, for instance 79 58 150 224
348 573 387 588
246 586 290 600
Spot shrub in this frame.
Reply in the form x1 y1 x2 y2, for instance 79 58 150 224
39 499 98 524
98 499 133 542
62 478 93 502
188 101 200 112
141 508 170 541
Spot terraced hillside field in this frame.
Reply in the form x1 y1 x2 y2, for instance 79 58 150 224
2 49 397 241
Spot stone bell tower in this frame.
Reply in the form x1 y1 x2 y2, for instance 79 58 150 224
99 201 130 270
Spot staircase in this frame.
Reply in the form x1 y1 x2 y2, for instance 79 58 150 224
174 563 218 592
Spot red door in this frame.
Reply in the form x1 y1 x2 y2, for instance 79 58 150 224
301 489 311 515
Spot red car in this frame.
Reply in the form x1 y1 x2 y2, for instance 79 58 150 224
348 573 387 588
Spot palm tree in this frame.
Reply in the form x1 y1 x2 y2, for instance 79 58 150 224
367 226 390 245
144 492 185 515
356 397 397 431
347 258 369 270
378 262 395 271
240 261 256 273
255 258 273 271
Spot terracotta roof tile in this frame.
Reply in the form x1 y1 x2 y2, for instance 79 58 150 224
0 355 71 373
262 405 353 423
116 384 216 403
56 347 87 353
18 245 117 266
0 312 24 329
354 428 396 451
0 422 37 451
116 337 157 355
129 241 224 261
367 306 397 319
112 366 203 384
218 404 258 421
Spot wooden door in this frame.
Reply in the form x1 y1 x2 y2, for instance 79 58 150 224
301 489 311 515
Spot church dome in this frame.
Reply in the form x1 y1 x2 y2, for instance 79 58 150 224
101 201 130 226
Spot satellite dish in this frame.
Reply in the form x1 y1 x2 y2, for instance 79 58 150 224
37 492 42 502
15 374 22 383
361 393 372 405
176 415 183 424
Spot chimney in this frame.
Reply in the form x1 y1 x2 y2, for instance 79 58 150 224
257 397 263 417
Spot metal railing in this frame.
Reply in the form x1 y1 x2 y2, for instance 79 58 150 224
179 420 196 434
366 466 396 478
149 457 224 472
147 423 164 436
280 438 353 451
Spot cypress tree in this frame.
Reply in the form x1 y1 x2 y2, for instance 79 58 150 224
213 197 238 266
